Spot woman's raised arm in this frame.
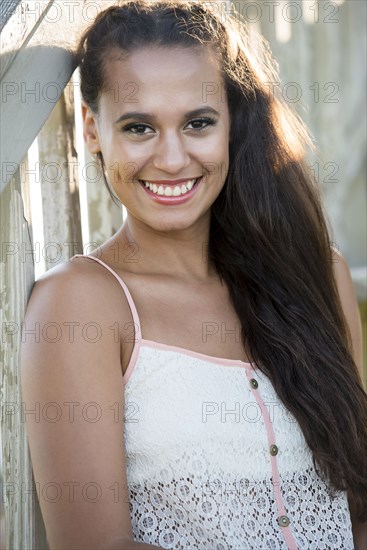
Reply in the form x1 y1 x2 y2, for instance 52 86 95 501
20 259 162 549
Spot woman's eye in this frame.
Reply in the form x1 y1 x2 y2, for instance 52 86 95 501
187 117 217 131
121 117 217 136
122 124 153 135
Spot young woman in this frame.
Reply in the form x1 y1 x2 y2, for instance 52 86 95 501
21 1 367 548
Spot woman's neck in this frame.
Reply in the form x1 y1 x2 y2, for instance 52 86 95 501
107 215 217 282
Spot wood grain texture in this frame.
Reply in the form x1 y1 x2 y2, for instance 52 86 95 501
0 0 22 32
0 0 116 193
0 1 54 81
0 166 49 548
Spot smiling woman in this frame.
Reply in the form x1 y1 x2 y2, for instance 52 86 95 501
20 1 367 549
82 45 231 232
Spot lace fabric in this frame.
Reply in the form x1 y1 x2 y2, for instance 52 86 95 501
127 468 351 549
124 345 354 550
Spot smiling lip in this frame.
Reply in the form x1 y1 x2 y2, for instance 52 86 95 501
139 176 203 205
140 177 199 186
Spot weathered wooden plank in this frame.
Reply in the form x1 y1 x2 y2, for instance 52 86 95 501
0 14 75 194
37 91 83 270
72 71 124 248
81 147 124 248
0 0 54 81
0 0 22 31
0 164 48 549
0 0 116 194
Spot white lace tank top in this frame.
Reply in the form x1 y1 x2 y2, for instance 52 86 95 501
76 255 354 550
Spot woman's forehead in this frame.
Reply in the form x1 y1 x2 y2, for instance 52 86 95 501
104 46 227 108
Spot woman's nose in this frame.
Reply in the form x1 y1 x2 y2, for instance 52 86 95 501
152 131 190 174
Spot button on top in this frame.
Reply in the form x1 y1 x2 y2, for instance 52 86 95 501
277 515 291 527
270 444 278 456
249 378 258 389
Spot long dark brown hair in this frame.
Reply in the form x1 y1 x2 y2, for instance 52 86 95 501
75 0 367 520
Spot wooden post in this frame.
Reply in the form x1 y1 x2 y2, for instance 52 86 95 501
37 91 83 270
0 166 49 548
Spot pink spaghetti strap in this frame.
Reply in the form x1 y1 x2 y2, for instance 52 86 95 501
73 254 142 338
73 254 142 383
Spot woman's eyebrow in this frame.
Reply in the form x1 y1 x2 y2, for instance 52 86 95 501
114 106 220 124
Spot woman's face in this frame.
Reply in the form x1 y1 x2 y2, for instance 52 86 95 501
83 45 231 233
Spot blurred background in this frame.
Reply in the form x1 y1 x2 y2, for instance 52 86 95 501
1 0 366 548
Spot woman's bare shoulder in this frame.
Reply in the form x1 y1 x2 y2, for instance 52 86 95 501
32 254 112 289
23 256 137 366
27 255 128 318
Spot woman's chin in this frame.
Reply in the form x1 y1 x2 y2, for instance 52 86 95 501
135 215 205 235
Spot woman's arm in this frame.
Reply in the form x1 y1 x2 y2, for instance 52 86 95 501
332 249 367 549
332 248 364 383
21 259 163 550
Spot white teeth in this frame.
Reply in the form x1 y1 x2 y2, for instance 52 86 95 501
142 178 198 197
